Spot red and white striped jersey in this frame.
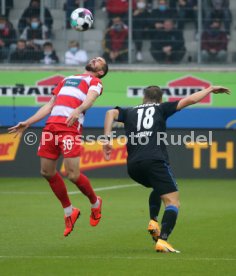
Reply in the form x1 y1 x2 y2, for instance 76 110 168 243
44 73 103 133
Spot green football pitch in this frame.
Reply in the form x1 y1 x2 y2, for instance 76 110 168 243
0 178 236 276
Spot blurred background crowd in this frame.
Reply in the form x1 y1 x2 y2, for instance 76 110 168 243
0 0 235 65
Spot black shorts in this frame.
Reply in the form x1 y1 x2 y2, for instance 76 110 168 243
127 159 178 196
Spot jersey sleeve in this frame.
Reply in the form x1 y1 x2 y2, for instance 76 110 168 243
115 106 129 123
159 101 180 119
89 78 103 95
52 79 64 95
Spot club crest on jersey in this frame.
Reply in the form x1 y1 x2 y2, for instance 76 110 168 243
127 76 212 105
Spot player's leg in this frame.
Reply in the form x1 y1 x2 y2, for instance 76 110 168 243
160 191 180 241
149 161 180 252
127 160 161 240
40 157 80 237
64 157 102 226
40 157 71 211
147 190 161 241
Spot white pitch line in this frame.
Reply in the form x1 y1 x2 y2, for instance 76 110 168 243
0 255 235 261
0 183 139 195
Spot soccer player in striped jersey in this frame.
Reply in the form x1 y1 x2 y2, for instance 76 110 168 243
103 85 230 253
9 57 108 237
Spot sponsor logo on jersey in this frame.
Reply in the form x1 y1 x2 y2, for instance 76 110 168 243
0 75 64 104
0 134 21 161
127 76 212 105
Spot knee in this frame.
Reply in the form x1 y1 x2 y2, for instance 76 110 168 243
40 168 56 180
67 171 80 183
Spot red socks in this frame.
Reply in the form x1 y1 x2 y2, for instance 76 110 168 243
74 173 97 204
48 172 71 208
48 172 97 207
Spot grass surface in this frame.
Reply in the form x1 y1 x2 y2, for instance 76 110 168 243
0 178 236 276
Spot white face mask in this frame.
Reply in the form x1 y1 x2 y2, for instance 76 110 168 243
137 2 146 9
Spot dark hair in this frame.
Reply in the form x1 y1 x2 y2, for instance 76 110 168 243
18 39 27 44
43 42 53 48
143 86 163 103
100 62 109 79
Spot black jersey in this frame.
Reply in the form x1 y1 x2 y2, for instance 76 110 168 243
116 101 179 163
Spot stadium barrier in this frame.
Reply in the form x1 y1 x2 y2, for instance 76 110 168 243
0 128 235 178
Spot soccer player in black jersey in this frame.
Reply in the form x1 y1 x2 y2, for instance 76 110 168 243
103 85 230 253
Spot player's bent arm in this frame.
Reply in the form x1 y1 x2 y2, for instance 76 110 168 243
104 109 119 136
66 90 99 127
103 109 119 161
77 90 99 113
176 86 230 110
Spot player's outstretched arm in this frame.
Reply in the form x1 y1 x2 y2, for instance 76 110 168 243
103 109 119 161
8 95 56 136
66 90 99 127
177 86 230 110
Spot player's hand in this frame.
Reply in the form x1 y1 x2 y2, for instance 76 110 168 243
8 121 29 137
103 143 113 161
210 86 231 94
66 109 80 127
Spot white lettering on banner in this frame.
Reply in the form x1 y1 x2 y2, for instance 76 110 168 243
0 86 54 96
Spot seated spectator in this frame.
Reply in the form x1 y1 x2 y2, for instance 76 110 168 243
20 16 49 50
150 19 186 63
149 0 177 34
201 19 228 63
169 0 198 30
64 0 95 29
10 39 39 63
65 40 88 65
18 0 53 34
204 0 232 36
102 17 128 63
133 0 150 62
0 16 17 62
0 0 14 19
101 0 135 25
39 42 59 65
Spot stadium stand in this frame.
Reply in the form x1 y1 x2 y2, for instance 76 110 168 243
5 0 236 64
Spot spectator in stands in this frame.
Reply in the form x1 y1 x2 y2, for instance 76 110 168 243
39 42 59 65
169 0 197 30
102 16 128 63
65 40 88 65
10 39 38 63
20 16 49 50
149 0 176 34
0 0 14 19
204 0 232 36
0 16 17 62
64 0 95 29
150 19 186 63
201 19 228 63
18 0 53 34
101 0 135 25
133 0 150 62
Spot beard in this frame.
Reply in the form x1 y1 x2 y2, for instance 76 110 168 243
85 63 97 72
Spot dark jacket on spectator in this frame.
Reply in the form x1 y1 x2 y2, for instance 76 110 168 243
18 3 53 33
151 29 185 52
0 21 16 47
201 29 228 52
39 50 59 64
149 7 177 29
10 48 39 63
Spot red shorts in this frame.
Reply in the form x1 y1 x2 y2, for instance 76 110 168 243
37 131 81 159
